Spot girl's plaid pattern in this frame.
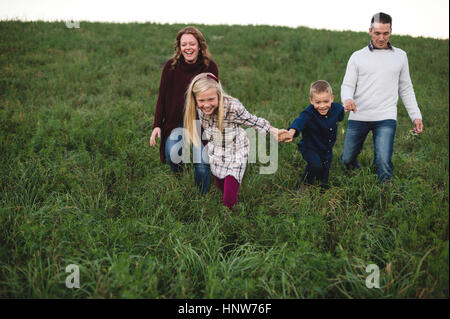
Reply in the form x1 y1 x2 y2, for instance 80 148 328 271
198 96 271 183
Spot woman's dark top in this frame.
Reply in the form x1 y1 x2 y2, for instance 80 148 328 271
153 56 219 162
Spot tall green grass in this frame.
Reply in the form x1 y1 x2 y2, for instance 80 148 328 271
0 21 448 298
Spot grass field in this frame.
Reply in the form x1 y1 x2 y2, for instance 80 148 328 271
0 21 448 298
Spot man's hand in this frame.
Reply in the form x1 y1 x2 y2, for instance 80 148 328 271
413 119 423 134
150 127 161 146
344 99 357 113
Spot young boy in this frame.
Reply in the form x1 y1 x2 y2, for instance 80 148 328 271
280 80 346 189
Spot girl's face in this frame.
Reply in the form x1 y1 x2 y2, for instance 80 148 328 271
180 34 200 64
196 87 218 115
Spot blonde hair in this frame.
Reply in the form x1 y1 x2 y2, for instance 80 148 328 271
171 26 213 70
310 80 333 98
184 73 226 147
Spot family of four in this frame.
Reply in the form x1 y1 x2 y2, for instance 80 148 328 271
149 12 423 211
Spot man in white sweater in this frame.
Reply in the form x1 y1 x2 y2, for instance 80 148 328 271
340 12 423 182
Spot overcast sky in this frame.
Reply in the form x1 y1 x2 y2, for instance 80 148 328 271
0 0 448 39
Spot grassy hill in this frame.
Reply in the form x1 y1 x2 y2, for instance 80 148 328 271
0 21 448 298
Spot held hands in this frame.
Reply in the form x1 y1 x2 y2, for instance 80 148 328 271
344 99 357 113
270 127 292 143
269 126 281 141
149 127 161 147
278 129 295 143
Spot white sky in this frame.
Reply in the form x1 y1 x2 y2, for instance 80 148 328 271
0 0 448 39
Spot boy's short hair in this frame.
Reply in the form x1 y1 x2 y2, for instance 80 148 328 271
310 80 332 98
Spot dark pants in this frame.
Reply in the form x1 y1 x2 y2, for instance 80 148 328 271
300 148 332 186
213 175 240 210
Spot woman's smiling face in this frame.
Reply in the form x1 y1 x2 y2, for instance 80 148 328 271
180 33 200 64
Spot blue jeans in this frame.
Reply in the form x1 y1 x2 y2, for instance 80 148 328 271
164 127 211 194
340 119 397 182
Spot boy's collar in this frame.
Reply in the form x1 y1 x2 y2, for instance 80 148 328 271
309 104 333 117
368 41 394 51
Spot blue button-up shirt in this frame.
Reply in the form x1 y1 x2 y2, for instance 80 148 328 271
288 102 345 158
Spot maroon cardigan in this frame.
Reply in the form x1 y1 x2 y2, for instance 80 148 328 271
153 57 219 162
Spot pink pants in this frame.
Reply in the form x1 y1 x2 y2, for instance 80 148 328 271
213 175 240 210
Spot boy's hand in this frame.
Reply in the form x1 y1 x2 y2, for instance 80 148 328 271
344 99 357 113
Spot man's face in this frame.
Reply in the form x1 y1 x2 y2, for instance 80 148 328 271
369 22 392 49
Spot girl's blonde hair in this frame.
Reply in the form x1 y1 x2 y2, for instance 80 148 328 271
184 73 226 146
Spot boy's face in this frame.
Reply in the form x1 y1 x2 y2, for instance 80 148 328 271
310 91 334 116
196 87 219 115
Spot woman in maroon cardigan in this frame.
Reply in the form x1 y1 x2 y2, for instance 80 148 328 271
149 26 219 194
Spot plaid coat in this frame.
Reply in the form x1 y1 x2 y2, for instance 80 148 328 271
197 96 271 183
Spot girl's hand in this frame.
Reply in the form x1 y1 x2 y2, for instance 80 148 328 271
277 129 289 142
150 127 161 147
269 126 279 140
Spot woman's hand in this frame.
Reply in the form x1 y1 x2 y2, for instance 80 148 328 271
150 127 161 147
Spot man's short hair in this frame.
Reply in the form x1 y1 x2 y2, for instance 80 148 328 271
310 80 332 97
371 12 392 28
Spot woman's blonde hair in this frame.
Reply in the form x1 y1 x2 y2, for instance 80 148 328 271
171 26 213 69
184 73 226 146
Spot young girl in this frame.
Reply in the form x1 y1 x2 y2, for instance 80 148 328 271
184 73 280 211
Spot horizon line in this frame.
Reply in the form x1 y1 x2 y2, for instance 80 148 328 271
1 17 448 40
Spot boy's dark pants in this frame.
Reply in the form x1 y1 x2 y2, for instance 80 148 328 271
300 147 332 186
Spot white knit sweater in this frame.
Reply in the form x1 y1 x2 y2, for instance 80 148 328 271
341 45 422 122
